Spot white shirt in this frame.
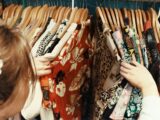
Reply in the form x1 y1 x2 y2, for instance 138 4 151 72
139 96 160 120
21 80 42 119
44 23 77 60
31 19 56 57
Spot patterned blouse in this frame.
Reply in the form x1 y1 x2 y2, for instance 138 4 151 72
40 25 93 120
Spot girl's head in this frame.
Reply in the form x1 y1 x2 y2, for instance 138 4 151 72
0 26 35 118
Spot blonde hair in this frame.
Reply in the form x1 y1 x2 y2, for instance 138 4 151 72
0 26 35 104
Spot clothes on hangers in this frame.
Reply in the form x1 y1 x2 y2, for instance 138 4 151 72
27 6 93 119
44 19 69 54
39 24 93 120
144 21 160 91
31 18 52 47
31 19 56 57
91 17 126 119
92 7 160 120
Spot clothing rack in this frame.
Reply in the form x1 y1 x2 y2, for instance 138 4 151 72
3 0 160 15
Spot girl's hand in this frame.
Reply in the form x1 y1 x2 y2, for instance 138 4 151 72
120 61 159 97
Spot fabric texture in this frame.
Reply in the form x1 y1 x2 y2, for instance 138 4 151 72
31 19 56 57
40 25 93 120
44 19 69 53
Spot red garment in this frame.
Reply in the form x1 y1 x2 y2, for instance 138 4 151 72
40 26 92 120
144 21 151 32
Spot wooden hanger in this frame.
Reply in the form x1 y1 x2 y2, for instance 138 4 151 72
157 9 160 42
57 7 67 23
73 8 84 23
33 5 48 28
22 6 40 31
138 9 144 34
49 6 57 19
41 5 50 27
63 7 72 20
105 7 114 31
47 7 52 18
109 8 117 29
54 7 62 22
146 10 151 21
128 9 132 27
52 6 59 20
44 7 53 25
101 7 110 29
23 7 37 28
22 6 43 38
131 9 137 33
78 8 85 23
21 6 35 30
17 6 33 28
118 8 124 29
6 5 18 27
49 6 54 18
80 8 89 22
136 9 144 65
121 8 128 27
141 9 147 26
10 5 23 28
114 8 120 28
2 5 9 20
123 8 128 19
135 9 141 38
152 8 160 43
31 6 42 24
3 4 14 22
58 7 78 38
96 7 106 26
51 6 58 20
150 8 159 43
6 4 18 25
28 5 49 40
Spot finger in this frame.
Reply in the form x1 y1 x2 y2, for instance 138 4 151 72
130 61 141 67
35 64 51 71
37 56 51 62
120 71 131 82
121 61 135 70
42 61 51 65
120 66 130 74
43 65 52 70
37 69 52 77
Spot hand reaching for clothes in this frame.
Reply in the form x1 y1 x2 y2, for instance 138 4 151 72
32 56 52 77
120 61 159 97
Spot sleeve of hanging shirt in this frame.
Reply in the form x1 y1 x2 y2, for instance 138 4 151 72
138 96 160 120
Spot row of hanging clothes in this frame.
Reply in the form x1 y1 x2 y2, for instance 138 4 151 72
1 0 160 120
91 2 160 120
0 1 94 120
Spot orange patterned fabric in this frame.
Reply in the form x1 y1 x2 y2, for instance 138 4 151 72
40 26 93 120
